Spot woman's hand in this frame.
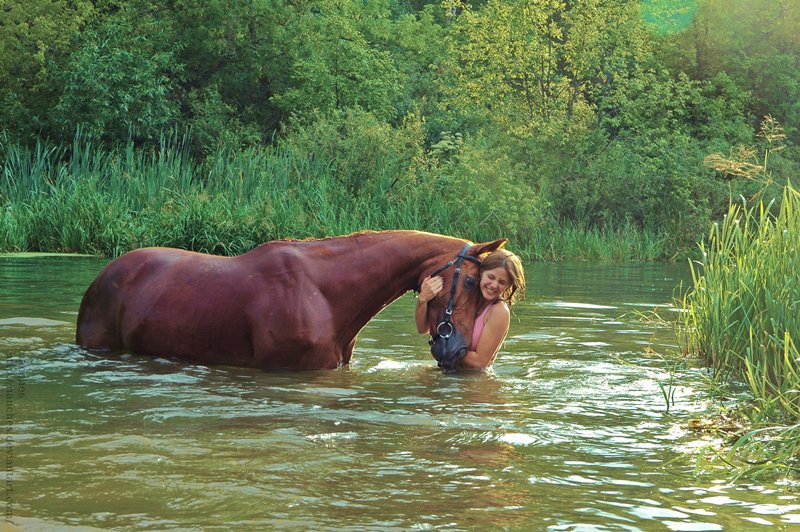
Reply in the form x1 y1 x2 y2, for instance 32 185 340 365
418 275 444 304
415 276 443 334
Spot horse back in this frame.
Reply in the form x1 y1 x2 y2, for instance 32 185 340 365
76 247 237 351
76 245 334 367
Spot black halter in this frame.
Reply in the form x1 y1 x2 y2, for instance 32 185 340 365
427 243 482 339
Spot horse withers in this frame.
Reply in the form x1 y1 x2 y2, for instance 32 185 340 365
75 230 506 370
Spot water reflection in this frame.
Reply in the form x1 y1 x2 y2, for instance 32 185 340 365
1 255 798 529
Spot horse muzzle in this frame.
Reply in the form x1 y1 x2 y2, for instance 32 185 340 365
429 327 468 371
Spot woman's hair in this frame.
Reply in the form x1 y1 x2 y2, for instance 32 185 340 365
480 249 526 306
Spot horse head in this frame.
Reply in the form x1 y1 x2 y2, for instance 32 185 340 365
421 238 507 369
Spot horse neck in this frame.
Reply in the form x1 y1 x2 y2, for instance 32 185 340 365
311 231 465 334
325 231 462 298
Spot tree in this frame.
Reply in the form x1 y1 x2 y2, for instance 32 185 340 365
168 0 292 139
270 0 403 122
657 0 800 143
53 13 180 143
441 0 648 138
0 0 94 139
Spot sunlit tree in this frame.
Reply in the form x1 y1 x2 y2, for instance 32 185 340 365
270 0 403 122
442 0 648 137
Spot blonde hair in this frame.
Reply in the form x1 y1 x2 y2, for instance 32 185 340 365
480 249 526 306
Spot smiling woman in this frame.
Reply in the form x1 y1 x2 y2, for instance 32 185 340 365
416 248 525 371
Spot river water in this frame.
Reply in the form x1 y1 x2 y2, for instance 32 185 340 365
1 255 798 530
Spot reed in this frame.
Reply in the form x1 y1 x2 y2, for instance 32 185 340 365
524 221 668 262
681 185 800 476
1 135 670 260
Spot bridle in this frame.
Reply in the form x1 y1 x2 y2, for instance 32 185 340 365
425 243 482 339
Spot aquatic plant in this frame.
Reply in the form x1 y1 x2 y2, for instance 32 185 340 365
0 134 670 261
681 184 800 477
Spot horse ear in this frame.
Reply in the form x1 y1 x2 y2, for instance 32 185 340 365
471 238 507 257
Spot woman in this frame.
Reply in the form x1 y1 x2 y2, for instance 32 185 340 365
416 248 525 370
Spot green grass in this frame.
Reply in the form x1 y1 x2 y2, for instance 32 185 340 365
1 134 670 260
526 220 669 262
681 185 800 478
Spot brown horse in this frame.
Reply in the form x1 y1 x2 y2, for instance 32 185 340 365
76 230 506 370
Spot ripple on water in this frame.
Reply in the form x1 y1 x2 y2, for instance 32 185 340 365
0 316 70 326
535 300 619 310
0 336 44 347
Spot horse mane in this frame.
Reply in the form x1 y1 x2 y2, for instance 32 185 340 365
249 229 417 252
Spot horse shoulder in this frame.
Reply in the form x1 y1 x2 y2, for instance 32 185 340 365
242 245 341 366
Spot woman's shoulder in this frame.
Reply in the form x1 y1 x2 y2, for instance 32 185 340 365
487 300 511 321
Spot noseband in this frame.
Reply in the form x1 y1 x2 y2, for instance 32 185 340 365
427 243 482 339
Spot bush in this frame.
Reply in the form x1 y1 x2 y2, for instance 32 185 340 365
52 16 180 144
279 107 423 194
548 129 720 252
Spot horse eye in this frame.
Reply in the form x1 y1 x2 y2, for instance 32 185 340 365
464 276 477 290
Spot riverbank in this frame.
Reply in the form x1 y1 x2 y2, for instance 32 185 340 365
681 184 800 478
0 136 671 261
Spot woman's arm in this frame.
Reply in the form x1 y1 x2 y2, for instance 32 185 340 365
415 276 443 334
458 302 510 370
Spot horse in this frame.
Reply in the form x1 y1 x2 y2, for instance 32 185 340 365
75 230 506 370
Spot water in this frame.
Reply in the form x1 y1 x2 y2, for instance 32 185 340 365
1 255 798 530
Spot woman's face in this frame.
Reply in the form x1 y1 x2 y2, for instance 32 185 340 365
480 267 510 301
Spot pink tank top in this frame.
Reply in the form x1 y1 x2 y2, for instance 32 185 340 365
471 304 493 349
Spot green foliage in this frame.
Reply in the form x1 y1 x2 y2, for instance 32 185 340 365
166 0 291 138
417 132 547 246
0 0 798 263
0 134 668 260
271 0 403 121
427 131 463 164
640 0 699 35
555 132 671 219
598 69 752 144
443 0 649 137
278 107 421 194
384 5 450 126
747 53 800 143
53 14 180 143
547 128 719 252
186 85 262 157
544 66 758 251
0 0 94 139
681 187 800 476
655 0 800 144
682 123 800 477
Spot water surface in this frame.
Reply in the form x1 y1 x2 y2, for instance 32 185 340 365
1 255 798 530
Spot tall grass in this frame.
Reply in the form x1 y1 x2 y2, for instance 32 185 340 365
527 220 668 262
0 134 669 260
681 185 800 477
